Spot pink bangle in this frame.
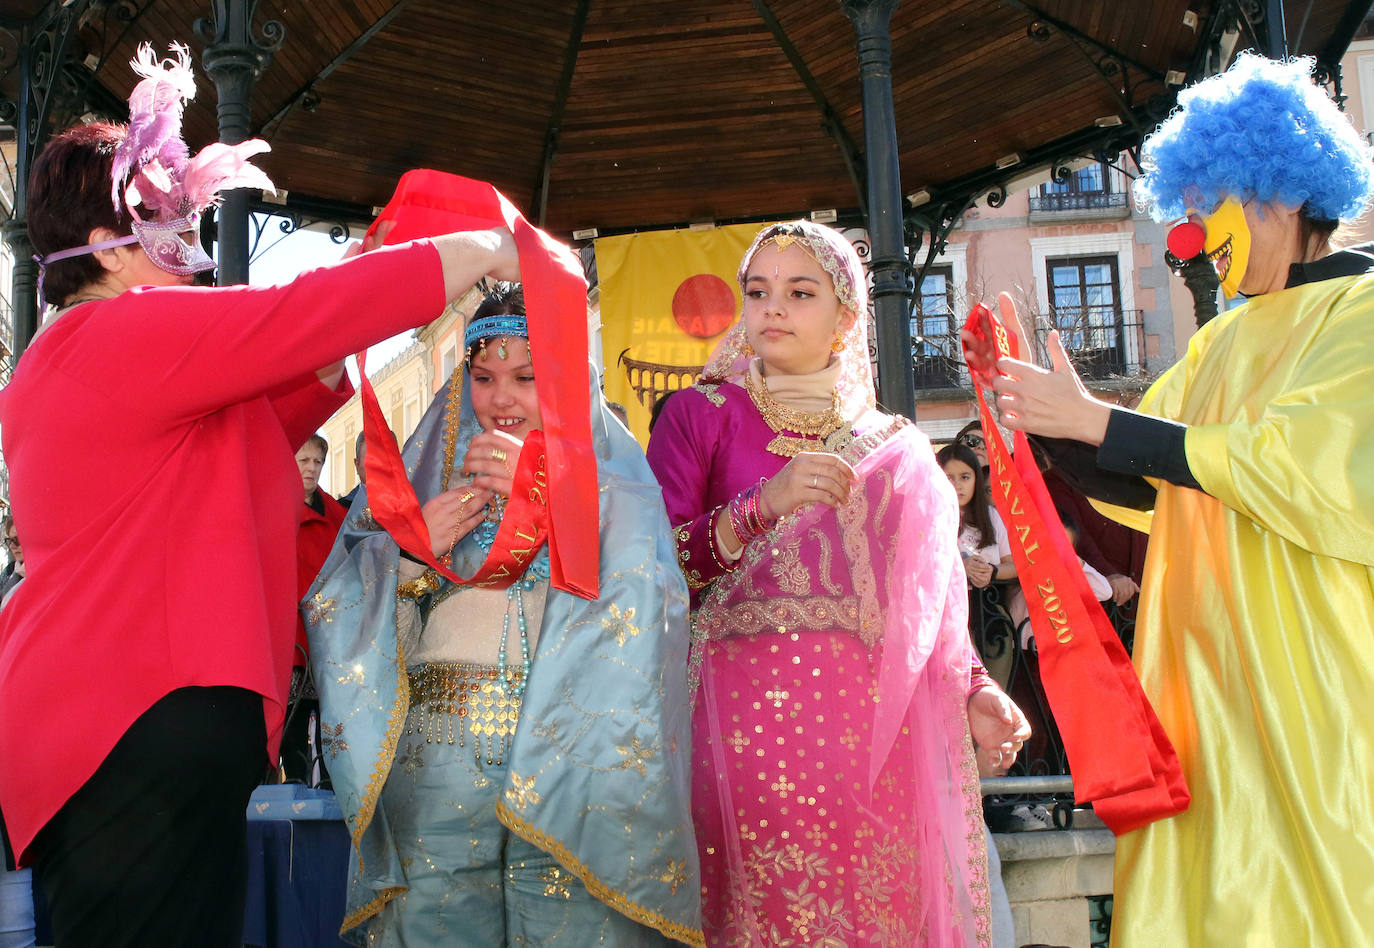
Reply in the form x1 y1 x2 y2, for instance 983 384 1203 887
728 480 777 547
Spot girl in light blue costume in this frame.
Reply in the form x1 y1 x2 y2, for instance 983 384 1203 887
305 285 702 947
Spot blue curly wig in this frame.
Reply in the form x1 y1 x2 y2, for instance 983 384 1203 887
1134 54 1374 222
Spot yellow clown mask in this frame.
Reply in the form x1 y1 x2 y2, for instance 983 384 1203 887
1198 197 1252 298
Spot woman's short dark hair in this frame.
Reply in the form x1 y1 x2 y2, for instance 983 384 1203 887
466 282 526 362
28 122 134 305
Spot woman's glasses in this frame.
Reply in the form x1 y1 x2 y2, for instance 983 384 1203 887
3 537 19 548
957 433 985 449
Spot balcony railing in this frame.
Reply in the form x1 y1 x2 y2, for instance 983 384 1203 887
909 311 966 389
1033 307 1145 380
1028 190 1128 213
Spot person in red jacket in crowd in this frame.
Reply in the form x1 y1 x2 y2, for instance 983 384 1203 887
280 434 347 785
0 45 528 948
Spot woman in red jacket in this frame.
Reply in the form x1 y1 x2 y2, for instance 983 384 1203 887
0 47 527 948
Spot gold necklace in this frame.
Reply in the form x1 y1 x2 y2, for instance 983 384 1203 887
743 371 845 457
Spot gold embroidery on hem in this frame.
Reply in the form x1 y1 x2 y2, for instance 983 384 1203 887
495 801 706 948
692 595 863 642
339 884 406 936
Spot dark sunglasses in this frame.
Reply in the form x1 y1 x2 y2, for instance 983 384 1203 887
957 433 985 449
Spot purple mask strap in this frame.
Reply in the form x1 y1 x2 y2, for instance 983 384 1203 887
34 233 140 305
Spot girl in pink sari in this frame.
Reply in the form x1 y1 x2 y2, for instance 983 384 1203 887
647 221 1028 947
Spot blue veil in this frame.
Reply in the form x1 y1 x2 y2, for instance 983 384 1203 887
304 343 702 945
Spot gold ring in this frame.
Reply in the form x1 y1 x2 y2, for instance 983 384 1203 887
458 490 476 505
811 474 818 488
490 446 508 464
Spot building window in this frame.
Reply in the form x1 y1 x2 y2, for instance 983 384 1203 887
909 265 961 388
1030 162 1127 212
441 344 458 381
1045 255 1139 377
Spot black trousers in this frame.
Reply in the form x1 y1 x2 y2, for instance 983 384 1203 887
31 686 265 948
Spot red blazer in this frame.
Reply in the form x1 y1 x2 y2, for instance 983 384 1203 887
295 489 347 662
0 241 444 862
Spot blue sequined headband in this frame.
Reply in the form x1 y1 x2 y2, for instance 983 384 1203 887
464 314 529 350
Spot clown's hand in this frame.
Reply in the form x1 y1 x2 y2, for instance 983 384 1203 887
968 684 1031 775
991 318 1112 444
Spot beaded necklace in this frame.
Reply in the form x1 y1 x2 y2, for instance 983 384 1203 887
471 511 549 700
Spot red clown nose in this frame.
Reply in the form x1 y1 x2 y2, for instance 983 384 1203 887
1167 221 1206 260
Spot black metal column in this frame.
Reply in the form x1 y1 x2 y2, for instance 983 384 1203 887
196 0 282 286
5 31 38 358
1265 0 1288 59
842 0 915 420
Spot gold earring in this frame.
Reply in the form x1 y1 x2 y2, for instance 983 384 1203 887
831 338 845 353
743 342 755 356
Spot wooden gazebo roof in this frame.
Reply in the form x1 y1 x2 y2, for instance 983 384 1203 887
6 0 1371 237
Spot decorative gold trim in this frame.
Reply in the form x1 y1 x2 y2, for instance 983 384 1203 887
440 363 466 491
495 801 706 948
348 583 412 869
339 884 407 936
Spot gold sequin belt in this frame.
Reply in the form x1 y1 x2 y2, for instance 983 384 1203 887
407 662 526 766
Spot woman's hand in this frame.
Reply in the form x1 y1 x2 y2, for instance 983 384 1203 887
462 430 523 497
484 227 521 282
964 555 995 588
760 451 856 518
421 485 494 557
987 293 1112 444
968 685 1032 776
341 218 397 261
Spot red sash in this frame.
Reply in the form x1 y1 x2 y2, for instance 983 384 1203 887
354 170 598 598
961 303 1189 834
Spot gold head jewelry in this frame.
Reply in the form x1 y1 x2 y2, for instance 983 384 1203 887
743 371 845 458
755 231 822 271
498 338 509 359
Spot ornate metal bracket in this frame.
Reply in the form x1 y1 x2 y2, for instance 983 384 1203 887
248 209 354 266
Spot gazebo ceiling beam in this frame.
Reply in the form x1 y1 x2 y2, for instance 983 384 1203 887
754 0 868 217
533 0 590 227
1319 0 1374 62
259 0 415 141
1000 0 1168 82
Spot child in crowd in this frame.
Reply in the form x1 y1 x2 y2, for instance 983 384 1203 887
938 442 1015 588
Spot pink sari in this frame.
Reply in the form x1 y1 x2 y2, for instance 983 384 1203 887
647 221 989 946
689 419 988 947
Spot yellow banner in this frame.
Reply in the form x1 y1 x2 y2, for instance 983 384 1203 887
596 222 768 444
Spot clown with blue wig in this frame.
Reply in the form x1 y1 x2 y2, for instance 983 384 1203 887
974 54 1374 946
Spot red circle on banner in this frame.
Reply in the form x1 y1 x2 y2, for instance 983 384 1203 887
672 274 736 338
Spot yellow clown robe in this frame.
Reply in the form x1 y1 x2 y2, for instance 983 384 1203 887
1099 266 1374 946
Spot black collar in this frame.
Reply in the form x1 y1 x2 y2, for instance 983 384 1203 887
1286 243 1374 288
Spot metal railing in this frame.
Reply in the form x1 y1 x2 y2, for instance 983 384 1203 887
1032 308 1145 380
1028 190 1128 213
972 580 1137 830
